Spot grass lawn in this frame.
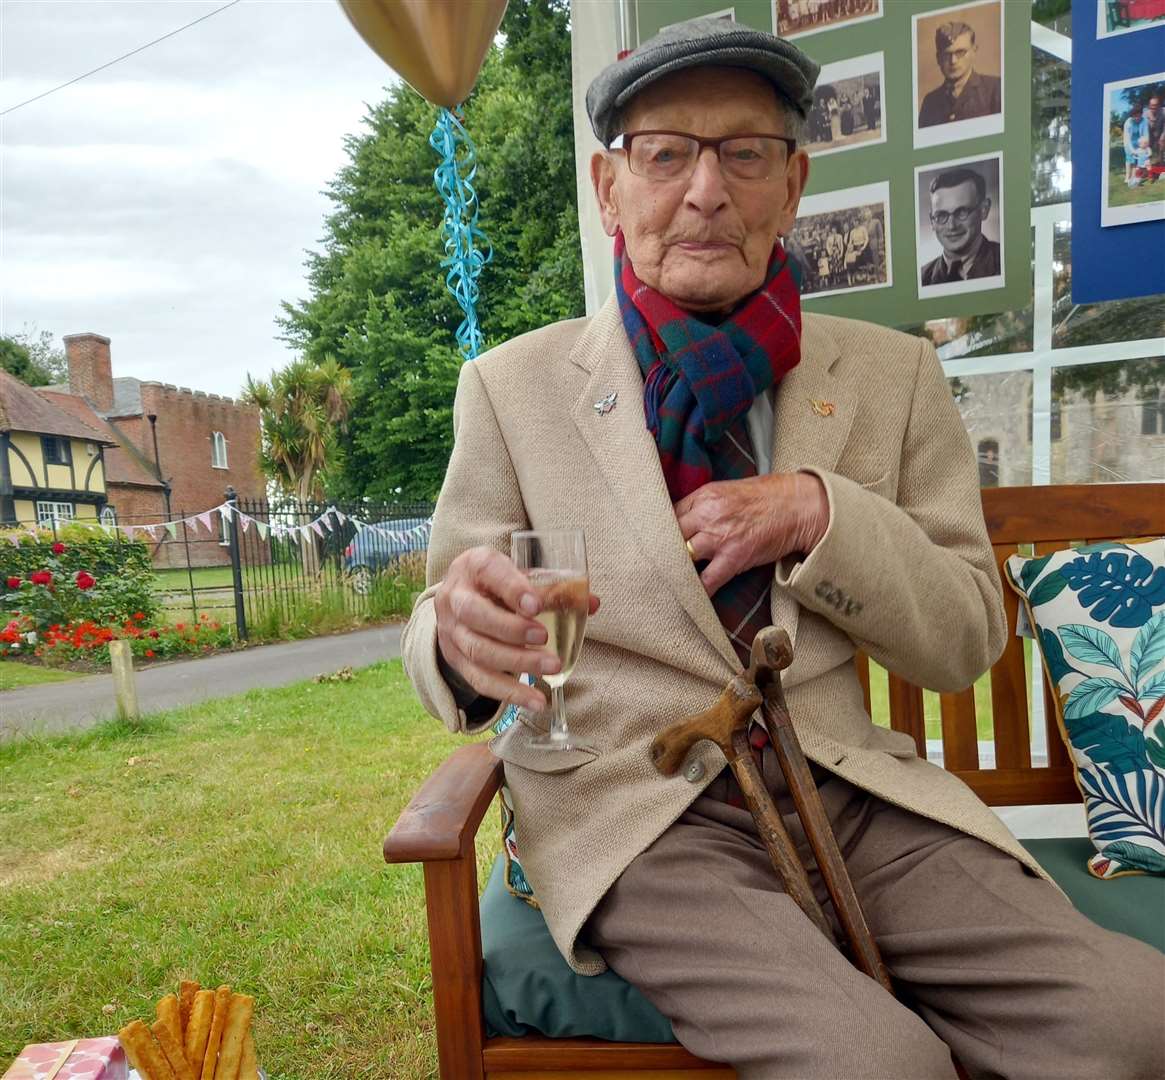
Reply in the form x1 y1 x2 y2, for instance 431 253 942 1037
0 664 82 691
1106 162 1165 208
868 637 1033 743
0 661 482 1079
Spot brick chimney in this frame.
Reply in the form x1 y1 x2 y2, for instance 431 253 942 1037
63 332 114 412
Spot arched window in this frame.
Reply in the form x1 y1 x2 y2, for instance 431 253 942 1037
211 431 228 469
99 505 117 527
977 439 1000 488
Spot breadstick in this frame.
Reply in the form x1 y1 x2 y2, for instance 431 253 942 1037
179 980 200 1036
199 985 232 1080
156 994 182 1041
152 1017 196 1080
183 990 214 1073
118 1019 177 1080
238 1032 258 1080
213 993 254 1080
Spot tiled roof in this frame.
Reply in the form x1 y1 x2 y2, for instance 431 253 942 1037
36 389 164 488
0 370 117 444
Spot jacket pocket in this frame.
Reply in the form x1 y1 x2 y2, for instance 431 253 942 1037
489 720 599 774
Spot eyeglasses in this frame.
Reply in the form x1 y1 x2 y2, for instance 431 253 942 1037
608 130 797 182
930 202 983 227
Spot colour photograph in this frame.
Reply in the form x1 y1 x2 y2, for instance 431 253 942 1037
1100 74 1165 227
912 0 1004 149
1097 0 1165 39
803 53 886 157
774 0 882 40
915 152 1004 299
785 181 891 299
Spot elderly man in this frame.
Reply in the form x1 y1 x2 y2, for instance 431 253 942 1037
920 166 1001 286
402 17 1163 1079
918 20 1002 129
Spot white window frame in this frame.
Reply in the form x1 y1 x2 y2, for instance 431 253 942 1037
211 431 229 469
220 512 232 547
36 500 75 525
99 505 117 527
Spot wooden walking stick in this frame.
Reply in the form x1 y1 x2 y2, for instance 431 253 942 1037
651 627 893 994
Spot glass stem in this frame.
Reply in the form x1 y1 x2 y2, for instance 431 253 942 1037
551 683 568 741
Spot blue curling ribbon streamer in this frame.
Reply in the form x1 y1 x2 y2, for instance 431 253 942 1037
430 106 492 361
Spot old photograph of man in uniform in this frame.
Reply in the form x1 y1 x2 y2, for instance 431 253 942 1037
913 0 1004 148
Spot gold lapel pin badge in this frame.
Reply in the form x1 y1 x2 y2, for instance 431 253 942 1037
810 399 836 417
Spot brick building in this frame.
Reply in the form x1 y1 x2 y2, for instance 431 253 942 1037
37 332 265 567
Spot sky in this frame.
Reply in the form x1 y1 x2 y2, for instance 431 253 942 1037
1 0 401 397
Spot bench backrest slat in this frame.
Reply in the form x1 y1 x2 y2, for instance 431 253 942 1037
857 482 1164 806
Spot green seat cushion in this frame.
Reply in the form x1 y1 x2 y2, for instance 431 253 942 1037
480 856 676 1041
1020 838 1164 952
480 841 1162 1043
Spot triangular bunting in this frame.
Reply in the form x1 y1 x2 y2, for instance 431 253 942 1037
239 516 251 533
197 511 213 532
165 522 178 540
255 520 269 540
311 521 325 538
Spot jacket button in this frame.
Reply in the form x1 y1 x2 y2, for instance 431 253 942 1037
684 760 705 783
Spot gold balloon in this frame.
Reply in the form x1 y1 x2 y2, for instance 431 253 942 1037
339 0 508 108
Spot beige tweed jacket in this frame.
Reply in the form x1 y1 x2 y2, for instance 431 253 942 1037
403 296 1048 976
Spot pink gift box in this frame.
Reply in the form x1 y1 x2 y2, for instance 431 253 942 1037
3 1038 127 1080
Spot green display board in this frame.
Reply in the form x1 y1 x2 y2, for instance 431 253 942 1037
629 0 1032 326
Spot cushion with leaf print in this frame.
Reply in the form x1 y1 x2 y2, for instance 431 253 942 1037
1005 538 1165 880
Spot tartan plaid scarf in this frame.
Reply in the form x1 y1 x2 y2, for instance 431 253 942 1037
614 230 802 670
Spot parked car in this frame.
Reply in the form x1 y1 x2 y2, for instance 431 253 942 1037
343 518 430 594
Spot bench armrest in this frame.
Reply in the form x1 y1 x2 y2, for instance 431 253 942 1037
383 741 504 863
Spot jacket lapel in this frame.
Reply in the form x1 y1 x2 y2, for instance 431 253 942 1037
769 316 854 652
569 297 739 679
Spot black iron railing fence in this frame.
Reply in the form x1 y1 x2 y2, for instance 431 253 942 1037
3 490 434 640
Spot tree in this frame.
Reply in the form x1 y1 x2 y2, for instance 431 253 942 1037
0 329 67 386
243 357 354 504
278 0 583 501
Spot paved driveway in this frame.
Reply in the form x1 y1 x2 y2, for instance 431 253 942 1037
1 624 403 739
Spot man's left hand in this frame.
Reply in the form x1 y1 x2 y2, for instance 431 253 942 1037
675 472 829 597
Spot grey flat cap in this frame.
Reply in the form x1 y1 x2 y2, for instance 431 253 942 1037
586 17 820 147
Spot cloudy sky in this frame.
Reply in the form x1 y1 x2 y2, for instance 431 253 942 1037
1 0 401 397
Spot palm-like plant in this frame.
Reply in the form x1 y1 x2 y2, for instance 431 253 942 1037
244 356 353 504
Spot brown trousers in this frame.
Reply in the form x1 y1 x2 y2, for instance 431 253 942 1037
586 754 1165 1079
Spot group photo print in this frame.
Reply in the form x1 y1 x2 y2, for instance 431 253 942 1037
912 0 1004 149
785 181 891 299
775 0 882 39
1100 73 1165 227
914 152 1004 299
803 53 886 157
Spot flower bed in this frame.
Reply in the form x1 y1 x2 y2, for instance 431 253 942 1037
1 613 234 667
1 532 233 668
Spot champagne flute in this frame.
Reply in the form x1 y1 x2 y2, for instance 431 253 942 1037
511 529 593 751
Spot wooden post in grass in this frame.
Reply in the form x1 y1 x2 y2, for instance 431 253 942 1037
109 640 140 721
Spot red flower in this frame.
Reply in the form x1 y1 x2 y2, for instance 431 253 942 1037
75 571 96 590
29 570 53 586
5 577 19 590
144 649 155 658
133 612 145 621
175 623 185 631
52 542 66 555
148 629 159 639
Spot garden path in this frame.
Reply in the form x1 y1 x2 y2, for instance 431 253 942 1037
0 623 402 739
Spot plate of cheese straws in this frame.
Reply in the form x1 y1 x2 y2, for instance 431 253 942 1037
118 980 265 1080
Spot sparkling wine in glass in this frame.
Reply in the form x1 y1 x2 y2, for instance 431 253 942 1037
511 529 593 751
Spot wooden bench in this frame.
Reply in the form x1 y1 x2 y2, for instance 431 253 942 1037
384 482 1164 1079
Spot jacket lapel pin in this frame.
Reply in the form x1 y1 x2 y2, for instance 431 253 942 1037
810 399 836 417
593 390 618 416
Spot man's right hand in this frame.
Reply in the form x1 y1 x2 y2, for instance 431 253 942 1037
435 546 561 714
